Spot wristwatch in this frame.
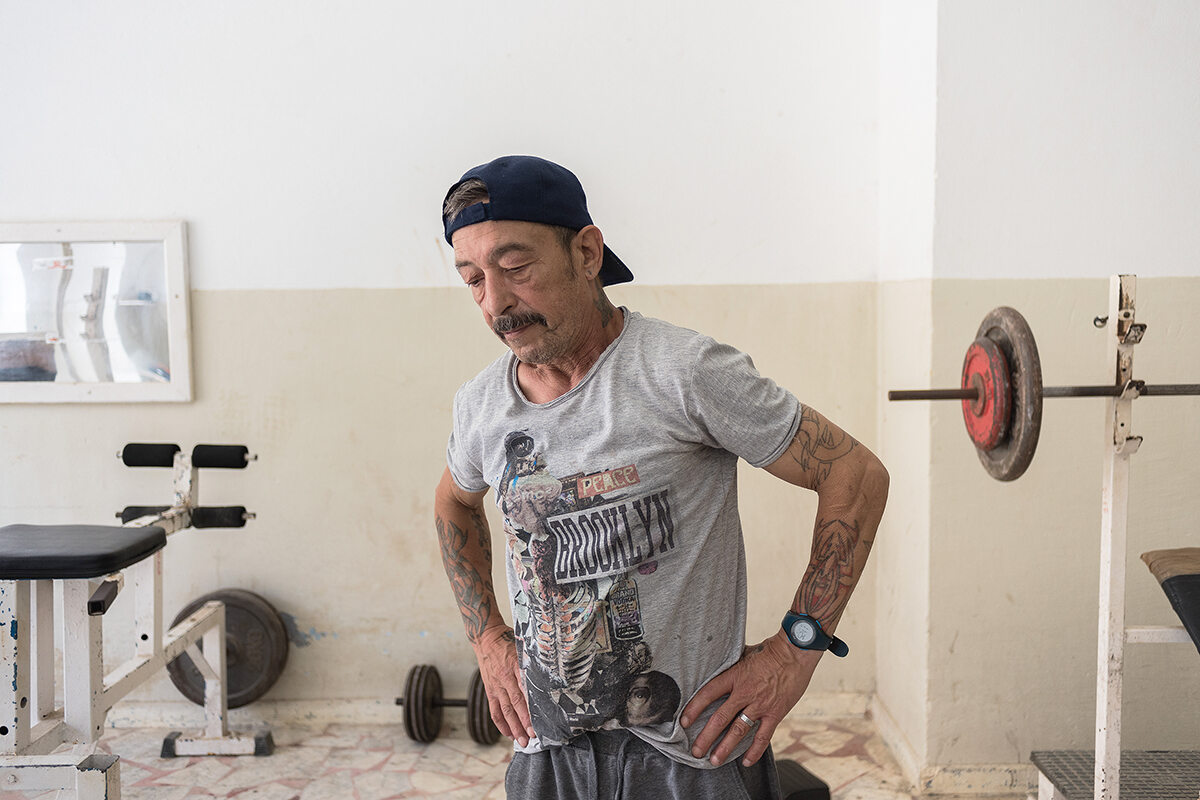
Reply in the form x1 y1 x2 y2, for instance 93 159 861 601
782 612 849 657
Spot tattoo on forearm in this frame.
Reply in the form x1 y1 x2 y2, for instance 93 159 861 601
796 518 859 623
470 507 490 551
788 407 858 489
436 513 494 643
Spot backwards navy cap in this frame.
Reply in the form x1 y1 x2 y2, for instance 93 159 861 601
442 155 634 286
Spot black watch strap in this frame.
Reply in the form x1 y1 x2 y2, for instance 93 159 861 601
782 612 849 657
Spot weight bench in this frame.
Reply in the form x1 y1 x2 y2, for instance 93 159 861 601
1141 547 1200 656
1033 548 1200 799
0 443 270 799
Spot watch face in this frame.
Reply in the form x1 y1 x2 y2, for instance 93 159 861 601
791 619 817 646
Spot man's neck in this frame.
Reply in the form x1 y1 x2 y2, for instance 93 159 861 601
517 306 625 403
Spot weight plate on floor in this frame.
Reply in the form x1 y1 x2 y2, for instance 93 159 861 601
166 589 289 708
973 307 1042 481
466 669 501 745
960 336 1012 451
403 664 443 743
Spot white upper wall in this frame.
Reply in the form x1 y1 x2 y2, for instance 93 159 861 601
934 1 1200 279
0 1 879 290
878 0 937 282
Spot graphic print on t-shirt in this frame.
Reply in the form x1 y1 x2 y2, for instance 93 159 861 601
497 430 682 744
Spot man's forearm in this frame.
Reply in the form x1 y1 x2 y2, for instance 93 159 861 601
793 515 871 628
434 500 505 644
792 463 887 630
768 406 889 630
434 471 532 746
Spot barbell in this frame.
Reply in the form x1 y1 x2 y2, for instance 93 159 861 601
888 306 1200 481
394 664 501 745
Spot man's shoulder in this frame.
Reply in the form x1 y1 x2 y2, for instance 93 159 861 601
454 351 512 401
624 311 714 357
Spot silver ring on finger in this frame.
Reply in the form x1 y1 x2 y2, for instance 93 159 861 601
736 712 757 727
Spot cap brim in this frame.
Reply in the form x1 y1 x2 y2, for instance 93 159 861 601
599 246 634 286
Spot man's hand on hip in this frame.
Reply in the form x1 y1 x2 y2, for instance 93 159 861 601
680 631 820 767
473 624 535 747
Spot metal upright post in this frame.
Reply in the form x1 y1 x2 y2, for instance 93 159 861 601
1095 274 1141 800
31 580 55 723
63 579 106 744
0 580 32 755
202 607 230 740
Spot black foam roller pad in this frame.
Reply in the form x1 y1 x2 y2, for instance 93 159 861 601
192 444 249 469
120 506 171 524
1161 575 1200 656
191 506 248 528
122 443 180 468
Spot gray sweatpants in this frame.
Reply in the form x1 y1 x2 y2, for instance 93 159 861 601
504 729 783 800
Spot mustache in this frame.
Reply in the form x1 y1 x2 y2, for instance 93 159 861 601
492 312 547 336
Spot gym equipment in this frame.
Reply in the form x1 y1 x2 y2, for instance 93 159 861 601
776 758 831 800
889 276 1199 800
889 304 1200 482
166 589 290 709
0 442 276 799
1140 548 1200 656
394 665 501 745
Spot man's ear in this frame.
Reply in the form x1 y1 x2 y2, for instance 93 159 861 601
575 225 606 282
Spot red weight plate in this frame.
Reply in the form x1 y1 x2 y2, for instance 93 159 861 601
973 307 1043 482
960 337 1012 451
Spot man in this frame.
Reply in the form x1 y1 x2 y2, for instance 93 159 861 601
434 155 888 799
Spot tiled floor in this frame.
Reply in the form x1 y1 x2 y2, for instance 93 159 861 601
0 715 1023 799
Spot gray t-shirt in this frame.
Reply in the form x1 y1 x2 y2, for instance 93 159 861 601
446 310 802 767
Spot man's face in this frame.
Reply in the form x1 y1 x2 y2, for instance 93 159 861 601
453 220 592 365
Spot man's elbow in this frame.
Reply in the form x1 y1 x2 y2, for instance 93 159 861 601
860 451 890 513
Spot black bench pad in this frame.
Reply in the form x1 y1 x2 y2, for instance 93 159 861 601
0 524 166 580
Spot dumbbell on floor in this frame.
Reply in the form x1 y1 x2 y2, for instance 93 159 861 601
395 664 500 745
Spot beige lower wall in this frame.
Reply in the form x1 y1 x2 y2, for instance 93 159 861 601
874 279 934 778
0 283 879 710
4 277 1197 794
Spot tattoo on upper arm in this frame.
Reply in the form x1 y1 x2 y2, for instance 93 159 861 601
436 513 494 643
788 407 859 489
797 518 859 622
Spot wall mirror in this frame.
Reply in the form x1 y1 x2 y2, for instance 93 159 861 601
0 221 191 402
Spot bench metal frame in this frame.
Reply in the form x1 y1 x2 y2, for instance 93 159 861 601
0 449 263 799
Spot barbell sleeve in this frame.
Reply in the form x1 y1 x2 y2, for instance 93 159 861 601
1139 383 1200 396
890 383 1200 402
1041 385 1122 398
889 388 979 401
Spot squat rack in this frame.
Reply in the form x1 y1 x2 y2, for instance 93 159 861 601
889 274 1199 800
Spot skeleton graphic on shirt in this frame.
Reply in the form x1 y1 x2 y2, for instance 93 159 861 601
496 431 677 742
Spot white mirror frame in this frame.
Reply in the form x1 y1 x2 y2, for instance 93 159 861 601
0 221 192 403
